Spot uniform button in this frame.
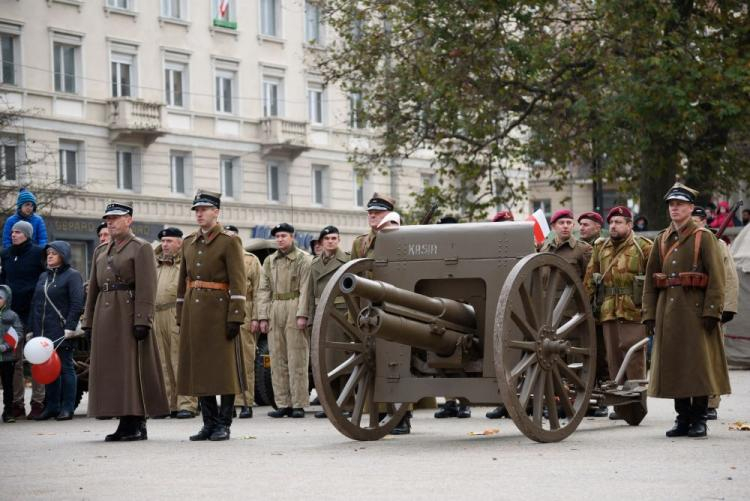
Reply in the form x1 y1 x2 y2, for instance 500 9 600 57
234 310 239 314
672 261 676 264
219 298 223 302
198 251 203 255
670 298 674 301
197 263 201 267
195 299 200 303
196 275 201 279
105 302 110 306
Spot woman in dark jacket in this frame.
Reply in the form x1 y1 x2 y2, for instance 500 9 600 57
30 241 84 421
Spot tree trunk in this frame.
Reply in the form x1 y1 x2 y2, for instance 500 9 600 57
639 141 679 230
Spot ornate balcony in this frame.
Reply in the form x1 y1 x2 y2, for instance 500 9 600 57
260 117 310 158
107 98 165 145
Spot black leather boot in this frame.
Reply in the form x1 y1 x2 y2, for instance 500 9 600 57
434 400 458 418
105 416 129 442
239 406 253 419
190 397 218 441
666 398 691 437
391 412 412 435
268 406 293 418
457 404 471 418
688 396 708 438
210 395 235 441
120 416 147 441
486 405 509 419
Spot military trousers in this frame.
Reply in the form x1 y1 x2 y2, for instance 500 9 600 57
268 299 309 409
154 308 198 413
237 325 257 407
602 320 647 381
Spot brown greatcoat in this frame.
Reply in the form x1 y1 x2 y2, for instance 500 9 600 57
83 234 169 418
176 223 246 396
642 219 731 399
540 234 593 279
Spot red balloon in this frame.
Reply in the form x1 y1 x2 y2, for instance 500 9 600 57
31 351 61 384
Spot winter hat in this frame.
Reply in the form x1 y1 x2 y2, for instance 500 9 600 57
16 188 37 210
0 287 9 303
12 221 33 241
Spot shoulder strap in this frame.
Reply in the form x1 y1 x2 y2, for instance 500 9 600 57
692 228 707 271
660 231 674 262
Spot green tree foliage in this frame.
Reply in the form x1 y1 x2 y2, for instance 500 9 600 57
318 0 750 225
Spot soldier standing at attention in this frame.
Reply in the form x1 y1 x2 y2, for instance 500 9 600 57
642 183 730 438
309 225 350 419
82 201 168 441
578 211 604 246
223 224 262 419
258 223 312 418
541 209 593 279
177 191 247 441
351 193 396 259
584 206 653 419
691 206 738 421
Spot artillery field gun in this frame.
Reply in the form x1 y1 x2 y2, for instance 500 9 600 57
312 222 648 443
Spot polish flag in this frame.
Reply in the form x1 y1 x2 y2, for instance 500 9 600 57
3 326 19 351
526 209 550 246
219 0 229 18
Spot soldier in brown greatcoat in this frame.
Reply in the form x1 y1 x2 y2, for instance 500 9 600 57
540 209 593 279
82 201 168 442
177 191 247 441
350 193 396 260
642 183 730 438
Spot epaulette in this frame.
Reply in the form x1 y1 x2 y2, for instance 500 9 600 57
222 230 236 237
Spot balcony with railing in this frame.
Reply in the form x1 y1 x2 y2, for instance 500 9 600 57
107 98 165 144
260 117 310 158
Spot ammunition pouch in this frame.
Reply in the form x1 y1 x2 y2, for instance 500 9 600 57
652 272 708 289
632 275 645 307
592 273 604 315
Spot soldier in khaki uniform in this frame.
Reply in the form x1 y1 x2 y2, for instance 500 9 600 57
584 206 653 419
223 225 262 419
177 191 247 441
153 227 199 419
258 223 312 418
691 207 739 420
540 209 593 279
642 183 730 438
578 211 604 246
308 225 350 418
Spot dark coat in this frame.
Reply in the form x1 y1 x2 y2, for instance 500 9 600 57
0 239 45 326
0 285 24 363
176 223 247 396
642 219 730 398
82 234 168 417
30 241 85 346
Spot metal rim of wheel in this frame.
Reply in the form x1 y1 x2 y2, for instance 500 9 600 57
311 258 409 441
494 253 596 443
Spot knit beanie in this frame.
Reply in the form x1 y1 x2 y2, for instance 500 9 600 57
12 221 33 241
16 188 37 210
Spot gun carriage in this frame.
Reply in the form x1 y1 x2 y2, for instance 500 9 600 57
312 222 648 443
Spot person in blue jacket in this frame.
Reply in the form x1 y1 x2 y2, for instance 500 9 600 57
3 188 48 248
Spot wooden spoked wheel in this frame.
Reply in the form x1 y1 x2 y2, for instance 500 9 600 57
311 258 409 441
494 253 596 443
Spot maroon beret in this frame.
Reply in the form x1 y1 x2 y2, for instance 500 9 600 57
492 210 514 222
550 209 575 224
577 211 604 226
606 206 633 223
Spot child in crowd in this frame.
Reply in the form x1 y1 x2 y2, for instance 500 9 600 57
0 285 24 423
2 188 48 248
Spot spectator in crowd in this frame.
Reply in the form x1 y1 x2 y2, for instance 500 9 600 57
2 188 48 248
0 285 23 423
96 221 110 245
29 241 85 421
709 201 735 230
0 220 45 419
741 209 750 226
633 216 648 232
309 239 322 257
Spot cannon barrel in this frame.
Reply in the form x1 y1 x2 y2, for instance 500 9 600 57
339 273 476 328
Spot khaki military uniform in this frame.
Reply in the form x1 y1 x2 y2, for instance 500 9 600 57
351 231 376 260
153 245 198 413
642 220 730 398
238 251 262 407
176 224 246 396
709 239 739 409
584 233 653 380
540 235 592 279
257 245 312 409
83 235 169 418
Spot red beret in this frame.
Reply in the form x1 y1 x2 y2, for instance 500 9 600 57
577 211 604 226
492 210 514 222
606 206 633 222
550 209 575 224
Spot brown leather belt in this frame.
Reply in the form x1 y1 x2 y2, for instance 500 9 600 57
101 282 134 292
187 279 230 291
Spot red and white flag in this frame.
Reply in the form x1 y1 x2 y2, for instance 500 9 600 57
219 0 229 18
526 209 550 246
3 326 19 351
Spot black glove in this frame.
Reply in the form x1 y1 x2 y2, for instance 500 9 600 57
227 322 241 340
644 319 655 334
721 311 735 324
133 325 150 341
83 327 92 340
702 317 719 332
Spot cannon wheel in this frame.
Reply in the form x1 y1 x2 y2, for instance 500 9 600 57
312 258 409 441
494 253 596 443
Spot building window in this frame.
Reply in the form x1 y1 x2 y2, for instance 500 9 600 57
0 141 17 181
170 151 191 194
308 83 324 125
111 52 135 98
260 0 278 37
108 0 132 10
532 199 551 219
349 92 365 129
220 156 239 198
1 32 18 85
215 69 235 114
53 42 78 94
164 61 186 107
312 164 328 206
212 0 237 29
267 162 287 202
354 169 370 208
161 0 186 20
59 140 83 186
420 172 436 191
263 77 282 117
116 147 139 191
305 2 323 44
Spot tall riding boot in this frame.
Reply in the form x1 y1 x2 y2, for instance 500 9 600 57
190 397 218 441
688 396 708 438
666 398 691 437
210 394 235 441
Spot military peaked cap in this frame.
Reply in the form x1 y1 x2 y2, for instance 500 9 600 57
577 211 604 226
158 227 184 239
103 200 133 218
606 206 632 223
366 193 395 212
271 222 295 236
223 224 239 233
664 182 698 204
191 189 221 210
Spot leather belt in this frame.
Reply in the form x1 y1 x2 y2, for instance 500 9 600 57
155 303 176 312
187 279 230 291
101 282 134 292
274 291 300 300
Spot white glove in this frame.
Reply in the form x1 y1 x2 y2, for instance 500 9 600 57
64 329 76 339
